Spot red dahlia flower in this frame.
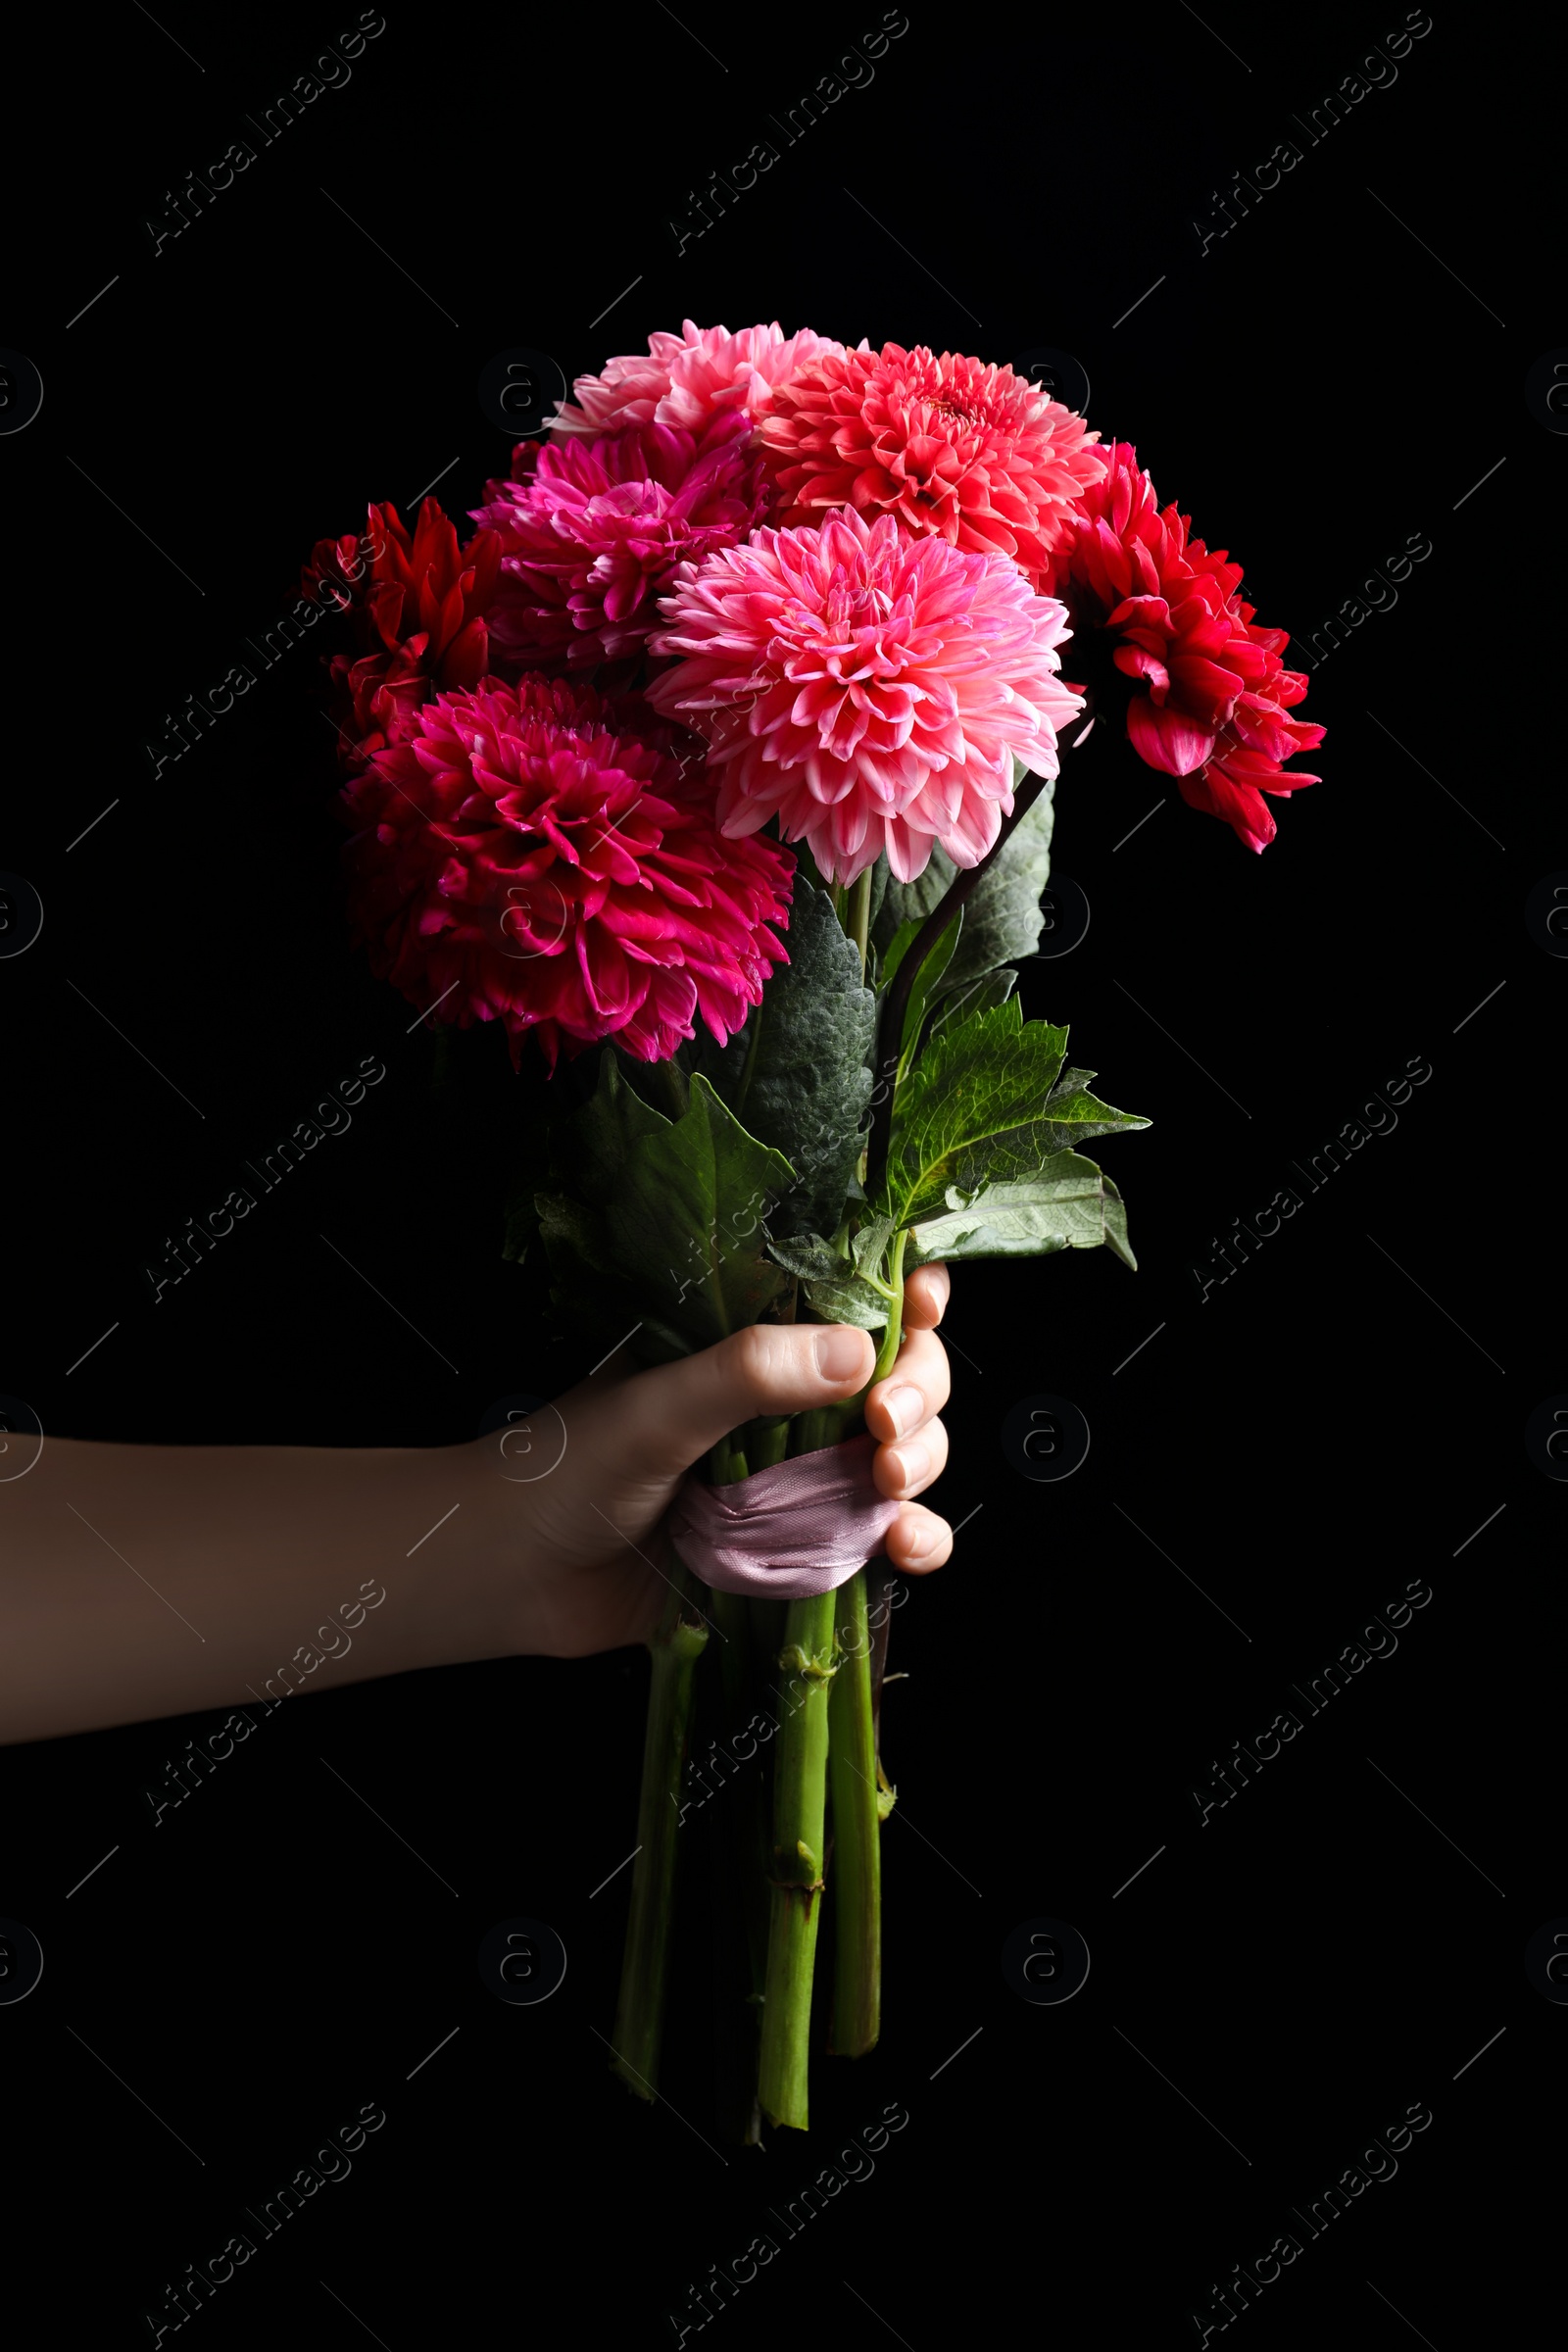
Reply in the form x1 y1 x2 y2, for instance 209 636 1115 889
471 417 769 676
1054 443 1323 853
758 344 1105 585
304 499 503 767
649 506 1083 887
341 675 793 1067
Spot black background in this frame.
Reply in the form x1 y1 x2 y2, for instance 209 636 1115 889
2 4 1557 2345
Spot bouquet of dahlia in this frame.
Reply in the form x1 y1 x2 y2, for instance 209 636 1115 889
304 322 1322 2134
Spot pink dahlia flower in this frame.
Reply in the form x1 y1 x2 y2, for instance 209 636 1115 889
342 675 794 1067
758 344 1106 585
553 320 848 439
1055 443 1323 853
472 416 767 674
648 507 1084 887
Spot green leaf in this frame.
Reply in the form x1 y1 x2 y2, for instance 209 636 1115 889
851 1214 897 1277
1102 1175 1136 1272
877 998 1074 1229
1035 1069 1152 1154
564 1051 672 1207
925 964 1018 1045
870 849 955 957
895 912 962 1078
539 1071 797 1360
768 1215 897 1327
943 782 1055 992
869 762 1056 998
535 1189 695 1354
906 1153 1123 1263
736 879 875 1240
798 1271 890 1330
603 1076 795 1350
767 1232 842 1282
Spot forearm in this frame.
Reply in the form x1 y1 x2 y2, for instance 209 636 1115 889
0 1435 514 1744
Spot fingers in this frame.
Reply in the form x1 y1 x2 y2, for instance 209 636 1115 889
607 1322 876 1478
903 1261 949 1330
884 1500 953 1573
872 1412 948 1500
865 1325 950 1447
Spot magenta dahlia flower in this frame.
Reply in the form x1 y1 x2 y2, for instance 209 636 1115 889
341 675 794 1067
553 320 849 439
472 417 767 675
758 344 1105 586
648 506 1084 887
1055 443 1323 853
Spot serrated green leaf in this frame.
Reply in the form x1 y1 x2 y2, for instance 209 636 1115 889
877 998 1073 1229
539 1074 798 1358
604 1075 796 1348
906 1153 1113 1263
801 1271 891 1330
1031 1082 1152 1154
870 762 1056 998
926 964 1018 1044
737 879 875 1240
896 911 962 1079
945 782 1055 990
851 1214 897 1277
1102 1175 1136 1271
767 1232 842 1282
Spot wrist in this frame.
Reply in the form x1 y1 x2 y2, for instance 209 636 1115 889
401 1434 544 1671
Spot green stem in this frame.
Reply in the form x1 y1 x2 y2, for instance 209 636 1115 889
826 1570 879 2056
749 1417 792 1470
870 1229 907 1384
710 1435 751 1484
846 865 872 978
734 998 764 1121
710 1586 765 2146
757 1590 839 2129
610 1551 709 2100
824 1228 906 2059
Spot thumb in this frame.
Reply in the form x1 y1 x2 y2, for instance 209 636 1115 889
601 1324 875 1479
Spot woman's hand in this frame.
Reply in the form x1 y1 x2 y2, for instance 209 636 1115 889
477 1263 955 1657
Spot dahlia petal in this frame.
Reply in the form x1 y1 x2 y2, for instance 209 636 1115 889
1126 695 1216 777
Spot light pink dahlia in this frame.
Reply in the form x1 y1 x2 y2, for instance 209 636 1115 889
648 507 1084 887
472 416 767 674
553 319 849 439
759 344 1106 587
341 675 794 1067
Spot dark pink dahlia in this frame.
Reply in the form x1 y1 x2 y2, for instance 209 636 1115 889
341 675 794 1067
471 416 769 675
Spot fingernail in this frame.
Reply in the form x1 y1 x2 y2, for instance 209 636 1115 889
882 1385 922 1438
902 1519 934 1560
891 1441 930 1488
815 1327 866 1383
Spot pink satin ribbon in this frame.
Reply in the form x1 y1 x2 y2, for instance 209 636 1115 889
667 1433 899 1600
